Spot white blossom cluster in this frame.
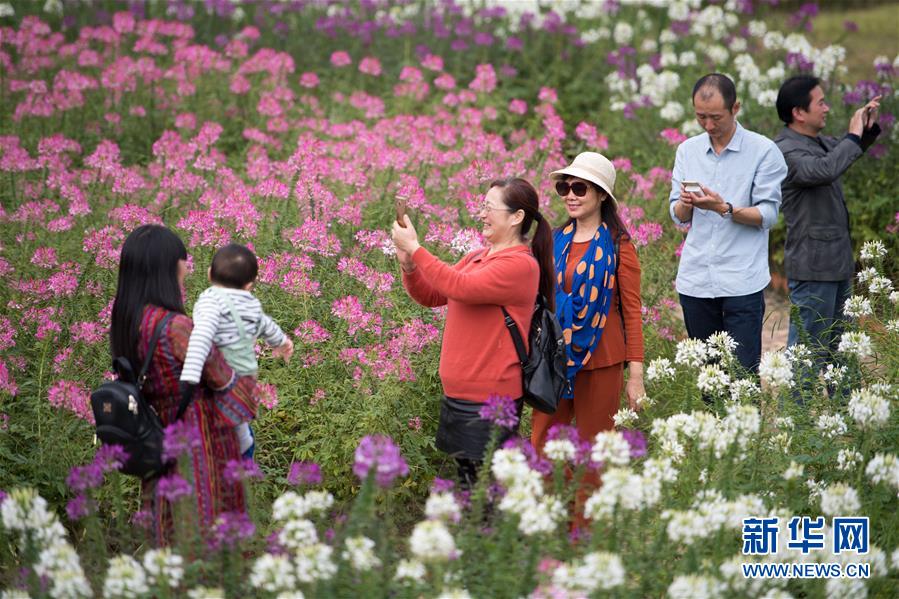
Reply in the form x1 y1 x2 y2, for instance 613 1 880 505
865 453 899 493
584 457 678 521
424 491 462 523
847 387 891 429
1 488 91 598
836 449 864 472
815 413 848 439
492 447 565 536
837 331 873 360
651 404 760 462
550 551 626 594
759 350 793 390
342 536 381 572
819 483 861 516
646 357 676 382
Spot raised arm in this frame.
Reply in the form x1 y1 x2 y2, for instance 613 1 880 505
782 137 862 188
401 265 449 308
257 311 287 348
669 145 692 225
412 247 537 305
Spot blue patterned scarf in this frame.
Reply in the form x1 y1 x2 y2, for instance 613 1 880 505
553 221 617 398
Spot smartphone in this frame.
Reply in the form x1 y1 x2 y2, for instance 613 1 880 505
682 180 702 194
395 197 407 227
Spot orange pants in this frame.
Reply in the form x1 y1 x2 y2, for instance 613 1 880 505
531 363 624 530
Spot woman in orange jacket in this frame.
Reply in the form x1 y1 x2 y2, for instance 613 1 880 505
531 153 645 521
392 178 556 488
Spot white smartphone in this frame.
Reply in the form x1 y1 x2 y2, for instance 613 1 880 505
682 180 702 194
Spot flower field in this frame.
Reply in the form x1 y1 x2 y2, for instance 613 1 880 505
0 1 898 597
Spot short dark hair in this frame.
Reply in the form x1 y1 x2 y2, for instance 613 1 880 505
692 73 737 110
776 75 821 124
210 243 258 288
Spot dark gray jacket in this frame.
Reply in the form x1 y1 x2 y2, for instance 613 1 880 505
774 124 880 281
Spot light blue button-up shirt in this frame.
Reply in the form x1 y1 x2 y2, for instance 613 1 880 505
669 122 787 298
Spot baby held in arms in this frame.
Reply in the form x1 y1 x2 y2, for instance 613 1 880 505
180 243 293 458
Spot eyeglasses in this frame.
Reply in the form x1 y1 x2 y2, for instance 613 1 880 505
555 181 589 197
480 202 514 213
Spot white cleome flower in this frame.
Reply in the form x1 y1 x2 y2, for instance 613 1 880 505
394 558 426 583
491 447 530 485
820 483 862 516
837 449 864 472
759 350 793 389
696 364 730 395
856 266 879 283
517 495 565 536
294 544 336 583
409 519 457 563
816 413 848 439
544 438 577 463
837 331 873 359
250 554 296 593
613 22 634 44
278 518 318 550
142 548 184 588
675 338 708 368
342 536 381 571
646 357 676 382
103 555 149 599
554 551 626 593
859 239 887 261
729 379 759 403
869 276 894 295
613 407 639 428
783 461 804 480
667 574 726 598
660 101 685 122
592 430 632 467
424 491 461 523
865 453 899 489
847 387 890 429
843 295 873 318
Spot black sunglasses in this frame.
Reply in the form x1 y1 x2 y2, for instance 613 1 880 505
555 181 590 197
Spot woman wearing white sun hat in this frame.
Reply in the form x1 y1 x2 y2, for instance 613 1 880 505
531 152 645 525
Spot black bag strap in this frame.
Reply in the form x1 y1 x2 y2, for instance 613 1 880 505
501 306 529 367
138 312 174 386
136 311 193 422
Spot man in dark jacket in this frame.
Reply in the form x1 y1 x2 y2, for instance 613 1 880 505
774 75 880 380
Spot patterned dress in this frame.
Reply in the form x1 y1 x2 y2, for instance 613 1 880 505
137 305 257 546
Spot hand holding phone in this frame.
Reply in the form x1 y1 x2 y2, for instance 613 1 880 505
395 197 407 227
682 180 703 194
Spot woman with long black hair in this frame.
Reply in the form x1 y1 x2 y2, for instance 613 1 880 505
392 178 554 487
531 153 645 525
110 224 257 545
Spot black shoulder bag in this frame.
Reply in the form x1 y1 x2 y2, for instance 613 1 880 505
501 295 568 414
90 312 193 479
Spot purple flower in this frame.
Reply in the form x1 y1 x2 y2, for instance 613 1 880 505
287 461 322 486
546 424 592 464
266 530 287 555
621 429 647 459
66 463 103 493
0 490 6 504
478 394 519 429
66 495 92 521
93 444 129 473
162 420 202 462
501 437 552 475
353 435 409 488
843 20 858 33
131 509 153 530
209 511 255 551
430 477 455 494
156 474 193 502
224 458 264 484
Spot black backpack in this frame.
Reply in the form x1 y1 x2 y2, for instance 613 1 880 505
91 313 191 479
502 295 568 414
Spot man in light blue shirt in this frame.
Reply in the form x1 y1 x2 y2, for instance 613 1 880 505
669 73 788 373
